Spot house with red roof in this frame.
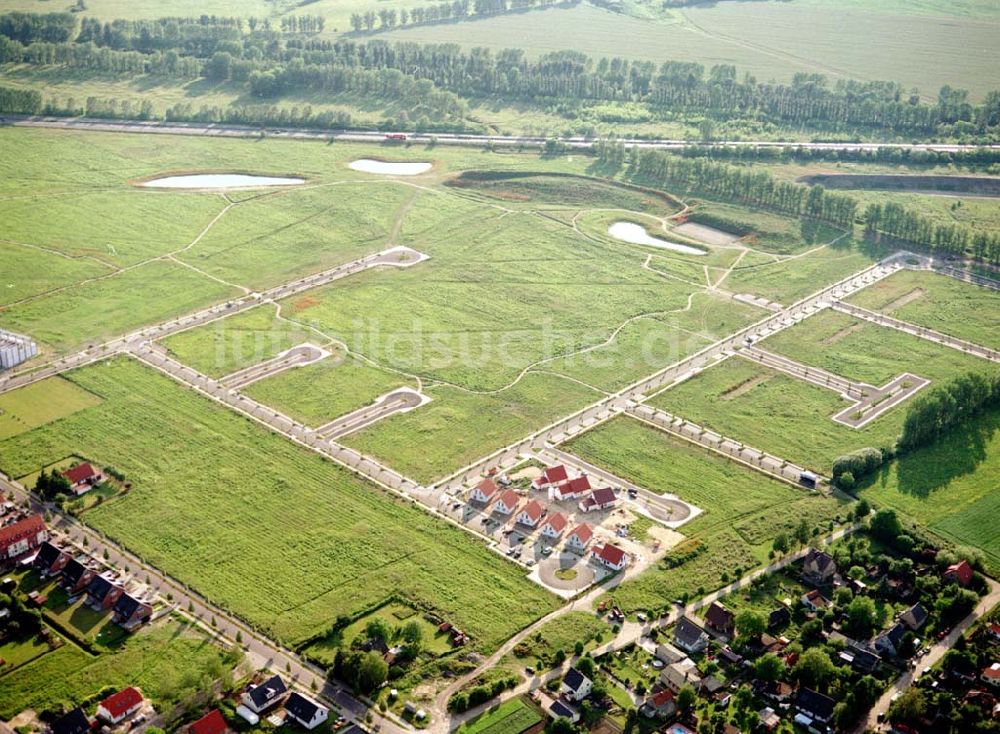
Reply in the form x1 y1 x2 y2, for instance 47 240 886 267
469 479 499 505
578 487 619 513
989 622 1000 642
552 475 591 502
188 709 228 734
982 662 1000 689
566 524 593 552
63 462 102 495
0 513 48 562
593 543 628 571
515 500 545 528
943 560 974 587
97 687 144 725
640 688 676 720
494 490 521 516
540 512 567 539
532 465 568 490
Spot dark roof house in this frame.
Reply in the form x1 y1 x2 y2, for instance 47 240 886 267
50 708 91 734
673 617 709 654
795 688 836 724
704 601 735 637
242 675 287 713
900 602 929 631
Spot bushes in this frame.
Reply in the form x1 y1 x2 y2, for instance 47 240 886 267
898 372 1000 452
832 447 885 488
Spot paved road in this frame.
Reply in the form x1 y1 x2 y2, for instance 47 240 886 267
220 344 328 389
316 389 425 440
858 577 1000 733
5 116 1000 153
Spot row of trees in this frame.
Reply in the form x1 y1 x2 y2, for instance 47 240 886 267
898 371 1000 452
349 0 573 32
865 201 1000 262
0 11 75 44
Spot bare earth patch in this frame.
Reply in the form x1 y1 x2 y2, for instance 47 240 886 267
822 322 864 346
881 287 925 313
721 374 773 400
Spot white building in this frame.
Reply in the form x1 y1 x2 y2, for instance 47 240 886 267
0 330 37 370
284 692 329 730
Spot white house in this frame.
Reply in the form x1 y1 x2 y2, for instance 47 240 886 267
552 475 591 502
284 692 329 730
565 524 593 551
540 512 567 539
469 479 499 504
97 687 143 725
561 668 593 701
532 465 568 490
593 543 628 571
494 490 520 516
515 500 545 528
242 675 287 714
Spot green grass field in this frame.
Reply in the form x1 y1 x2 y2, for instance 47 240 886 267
459 697 542 734
846 269 1000 351
0 377 102 440
725 245 878 305
761 309 998 387
0 618 235 719
647 356 900 473
0 359 556 649
0 244 112 307
565 415 848 613
244 353 415 426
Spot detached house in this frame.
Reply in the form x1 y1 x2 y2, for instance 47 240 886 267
86 572 124 611
284 692 329 730
61 558 97 596
49 708 91 734
705 601 736 638
561 668 593 702
795 688 836 726
801 589 830 612
552 476 591 502
875 622 908 658
540 512 567 539
97 687 143 725
241 675 288 714
943 560 974 587
768 606 791 630
113 592 152 630
565 524 593 552
593 543 628 571
660 658 701 694
63 462 102 495
532 465 568 490
900 602 929 631
34 541 69 577
494 490 520 516
189 709 229 734
673 617 709 654
469 479 499 505
982 663 1000 689
578 487 618 513
515 500 545 528
640 689 676 719
802 549 837 586
0 513 48 562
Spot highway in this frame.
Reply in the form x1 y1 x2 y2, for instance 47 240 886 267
5 115 1000 153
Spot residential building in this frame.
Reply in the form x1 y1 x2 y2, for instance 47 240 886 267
578 487 618 513
532 465 568 490
547 700 579 723
97 687 143 724
754 679 793 704
660 657 701 693
469 479 498 505
795 687 836 725
284 692 329 730
515 500 545 528
86 571 124 611
943 560 974 587
982 663 1000 689
113 592 152 630
552 476 590 502
242 675 288 714
34 540 69 577
592 543 628 571
63 462 102 495
540 512 567 539
655 642 685 665
0 513 48 561
561 668 592 701
61 558 97 596
189 709 229 734
989 622 1000 642
802 549 837 585
768 606 791 630
49 708 90 734
494 490 520 516
800 589 830 612
847 643 881 674
640 689 676 719
875 622 908 658
704 601 735 638
900 602 929 631
565 524 593 551
759 707 780 732
673 617 709 654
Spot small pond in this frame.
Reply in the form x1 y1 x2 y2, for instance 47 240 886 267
349 159 432 175
607 221 706 256
140 174 305 189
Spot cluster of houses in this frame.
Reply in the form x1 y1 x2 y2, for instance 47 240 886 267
33 539 153 631
531 465 620 514
48 686 147 734
233 673 330 730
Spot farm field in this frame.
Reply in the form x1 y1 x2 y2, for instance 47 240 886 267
647 356 901 474
0 244 112 307
761 309 999 387
565 416 848 613
459 697 542 734
0 359 557 649
846 269 1000 350
0 377 101 440
244 353 415 426
0 618 236 720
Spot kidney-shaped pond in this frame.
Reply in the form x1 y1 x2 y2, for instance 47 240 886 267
607 221 706 256
349 159 432 175
140 174 306 189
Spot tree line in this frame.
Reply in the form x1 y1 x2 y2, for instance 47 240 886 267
898 371 1000 452
349 0 575 33
865 201 1000 263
